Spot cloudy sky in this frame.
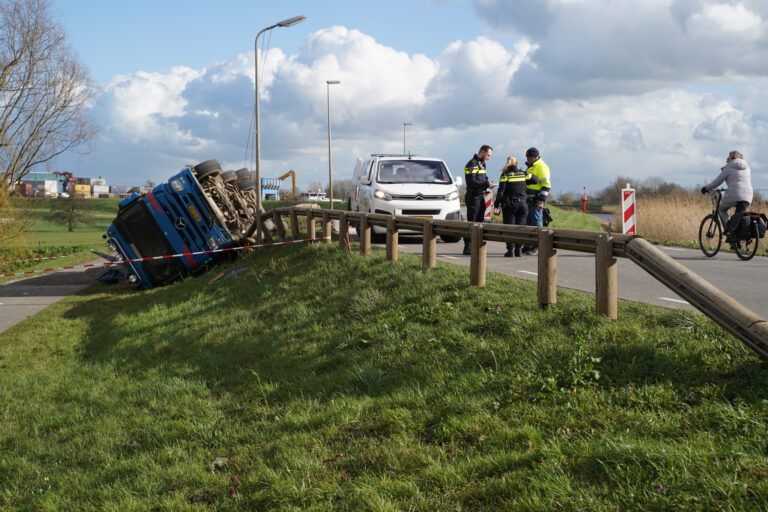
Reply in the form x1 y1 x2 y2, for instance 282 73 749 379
51 0 768 197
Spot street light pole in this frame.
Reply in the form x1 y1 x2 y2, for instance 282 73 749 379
326 80 340 210
254 15 306 210
403 122 413 154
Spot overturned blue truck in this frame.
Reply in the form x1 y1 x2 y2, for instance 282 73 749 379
102 160 265 289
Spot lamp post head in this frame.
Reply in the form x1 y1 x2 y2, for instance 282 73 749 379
403 122 413 127
327 80 341 85
277 15 306 27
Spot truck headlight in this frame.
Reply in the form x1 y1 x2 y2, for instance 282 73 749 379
171 178 184 192
208 236 220 250
373 190 392 201
447 190 459 201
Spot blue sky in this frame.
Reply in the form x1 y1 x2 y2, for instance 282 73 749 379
50 0 768 195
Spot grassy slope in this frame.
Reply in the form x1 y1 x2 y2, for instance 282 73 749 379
1 243 767 510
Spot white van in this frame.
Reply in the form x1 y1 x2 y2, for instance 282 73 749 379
348 154 463 242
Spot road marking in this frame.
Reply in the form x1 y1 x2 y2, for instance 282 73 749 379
663 247 685 252
518 271 538 276
659 297 689 304
443 256 459 260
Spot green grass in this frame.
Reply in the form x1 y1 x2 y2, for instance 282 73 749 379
1 242 767 510
490 205 605 231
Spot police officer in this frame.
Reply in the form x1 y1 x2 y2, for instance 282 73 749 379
463 145 495 255
521 147 551 255
494 156 538 257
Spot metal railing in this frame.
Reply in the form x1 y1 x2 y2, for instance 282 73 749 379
253 207 768 361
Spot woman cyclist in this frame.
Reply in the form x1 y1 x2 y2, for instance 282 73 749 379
701 150 753 247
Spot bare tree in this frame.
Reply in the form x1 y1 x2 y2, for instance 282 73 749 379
43 196 95 232
306 181 325 194
0 0 97 194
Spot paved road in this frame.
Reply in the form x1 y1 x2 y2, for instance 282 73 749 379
0 261 104 335
388 237 768 318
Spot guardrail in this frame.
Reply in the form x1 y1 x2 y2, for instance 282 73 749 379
253 207 768 361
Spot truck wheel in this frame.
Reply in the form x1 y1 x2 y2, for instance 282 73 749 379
440 235 462 243
235 168 250 180
221 170 237 184
195 159 222 179
237 177 254 190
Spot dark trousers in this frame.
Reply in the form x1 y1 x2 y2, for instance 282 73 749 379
464 192 485 245
502 200 528 251
722 201 750 238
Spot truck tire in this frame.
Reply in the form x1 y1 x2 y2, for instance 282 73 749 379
195 159 222 179
235 168 250 180
440 235 462 243
237 177 255 191
221 170 237 184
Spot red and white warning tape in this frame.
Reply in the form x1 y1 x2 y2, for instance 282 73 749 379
2 251 93 266
1 237 328 278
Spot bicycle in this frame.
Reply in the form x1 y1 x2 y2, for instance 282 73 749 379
698 188 761 261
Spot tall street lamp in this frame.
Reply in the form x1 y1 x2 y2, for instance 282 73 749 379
254 15 306 210
403 122 413 154
326 80 340 210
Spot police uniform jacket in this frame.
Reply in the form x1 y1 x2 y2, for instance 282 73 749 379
494 166 538 208
464 154 489 196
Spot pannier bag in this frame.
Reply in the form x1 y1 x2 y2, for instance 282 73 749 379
735 212 768 240
756 213 768 239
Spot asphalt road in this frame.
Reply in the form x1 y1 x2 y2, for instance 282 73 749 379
0 261 104 335
388 237 768 318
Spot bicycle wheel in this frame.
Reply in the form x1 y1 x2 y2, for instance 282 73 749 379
698 213 722 257
735 223 759 261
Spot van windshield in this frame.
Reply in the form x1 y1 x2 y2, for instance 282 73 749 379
376 160 452 184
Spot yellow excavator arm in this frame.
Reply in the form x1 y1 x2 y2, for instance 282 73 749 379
278 170 296 200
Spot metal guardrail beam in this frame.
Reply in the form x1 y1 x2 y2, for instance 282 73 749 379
260 207 768 361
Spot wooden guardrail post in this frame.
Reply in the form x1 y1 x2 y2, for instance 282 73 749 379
307 209 316 240
360 213 371 255
386 216 398 262
290 209 300 240
423 220 436 267
470 223 486 286
538 228 557 307
339 212 348 249
273 210 286 239
596 234 618 319
322 212 332 244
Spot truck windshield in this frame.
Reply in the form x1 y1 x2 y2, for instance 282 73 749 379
377 160 451 184
113 200 187 286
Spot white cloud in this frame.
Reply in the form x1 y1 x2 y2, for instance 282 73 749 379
55 21 768 195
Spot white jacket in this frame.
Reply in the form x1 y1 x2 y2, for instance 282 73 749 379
706 158 753 207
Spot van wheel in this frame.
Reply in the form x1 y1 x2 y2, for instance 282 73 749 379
371 231 386 243
440 235 461 243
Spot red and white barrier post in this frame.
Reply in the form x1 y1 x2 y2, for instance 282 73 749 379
581 186 588 213
484 190 493 222
622 183 636 235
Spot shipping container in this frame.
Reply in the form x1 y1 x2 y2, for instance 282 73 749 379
92 178 107 186
16 183 33 196
110 185 127 194
75 177 91 185
92 185 110 194
74 184 91 198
